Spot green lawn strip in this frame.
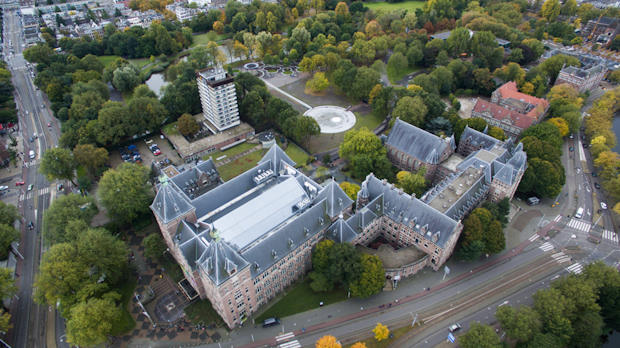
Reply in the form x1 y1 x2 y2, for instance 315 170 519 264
206 142 258 161
387 65 421 84
343 325 413 348
255 279 348 323
191 32 230 47
184 299 226 326
364 0 425 12
162 122 179 136
276 138 311 165
217 150 266 181
353 111 384 131
129 58 150 69
110 277 137 336
97 55 121 68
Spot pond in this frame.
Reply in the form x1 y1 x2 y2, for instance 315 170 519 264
145 73 169 97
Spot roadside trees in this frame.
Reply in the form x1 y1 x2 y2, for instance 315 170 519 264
99 163 152 224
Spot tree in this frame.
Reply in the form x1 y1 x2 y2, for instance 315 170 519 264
73 144 108 176
373 323 389 341
487 126 505 141
458 322 501 348
387 52 408 80
339 127 393 179
0 267 16 332
350 343 367 348
446 27 471 56
519 158 564 198
351 67 380 101
143 233 167 261
315 335 341 348
392 96 427 128
99 163 151 224
306 72 329 93
582 261 620 331
547 118 569 137
470 31 503 70
396 169 427 197
339 182 360 201
66 297 123 347
496 305 542 343
533 288 573 343
177 113 200 137
0 224 19 260
494 63 525 85
0 201 19 227
43 194 98 245
541 0 561 22
349 254 384 298
40 147 77 186
112 64 141 92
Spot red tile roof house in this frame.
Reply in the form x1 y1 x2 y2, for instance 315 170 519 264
471 82 549 138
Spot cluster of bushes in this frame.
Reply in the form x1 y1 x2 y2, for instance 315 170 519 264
0 61 17 124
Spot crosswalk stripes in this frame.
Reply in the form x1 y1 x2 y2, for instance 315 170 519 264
276 332 295 342
553 215 562 222
528 234 540 242
279 340 302 348
567 218 591 233
539 242 554 252
551 251 571 264
17 187 51 202
602 230 619 244
567 263 583 274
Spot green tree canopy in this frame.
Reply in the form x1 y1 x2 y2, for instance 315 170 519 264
143 233 167 262
66 297 123 347
43 193 98 245
0 224 20 260
99 163 152 224
177 113 200 137
458 322 501 348
73 144 109 177
40 147 77 186
392 96 428 128
349 254 384 298
339 127 393 180
0 201 19 226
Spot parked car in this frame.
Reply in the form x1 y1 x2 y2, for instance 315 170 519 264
0 185 8 191
601 202 607 210
449 323 462 332
594 183 601 189
57 183 63 191
262 317 280 328
527 197 540 205
150 144 161 156
15 181 25 186
569 146 574 152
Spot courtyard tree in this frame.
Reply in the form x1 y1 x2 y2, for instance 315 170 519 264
99 163 152 224
339 182 360 201
339 127 393 180
396 168 427 197
40 147 77 186
0 224 19 260
458 322 501 348
43 193 98 245
373 322 389 341
143 233 167 262
391 96 428 128
73 144 109 177
315 335 341 348
177 113 200 137
349 254 384 298
66 297 123 347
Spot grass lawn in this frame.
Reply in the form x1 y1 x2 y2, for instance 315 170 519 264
111 277 137 336
285 142 311 165
191 32 230 47
343 325 414 348
129 58 150 69
185 299 226 326
207 142 258 161
354 111 384 131
97 55 121 68
162 122 180 136
365 0 425 12
387 65 421 84
217 150 266 181
255 279 348 323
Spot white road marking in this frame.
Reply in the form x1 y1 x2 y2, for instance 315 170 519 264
567 263 583 274
276 332 295 342
279 340 301 348
528 234 540 242
567 219 591 233
539 242 554 252
553 215 562 222
602 230 619 244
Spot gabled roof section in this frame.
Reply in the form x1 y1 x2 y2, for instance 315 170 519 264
259 144 296 173
386 119 451 164
150 181 194 224
326 217 358 243
315 180 354 218
460 126 502 151
198 240 249 286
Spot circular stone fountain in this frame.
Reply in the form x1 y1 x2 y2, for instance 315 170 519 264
303 106 356 133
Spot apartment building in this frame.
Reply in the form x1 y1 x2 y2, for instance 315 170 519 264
197 68 240 133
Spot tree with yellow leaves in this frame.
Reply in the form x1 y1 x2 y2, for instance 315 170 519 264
373 322 390 341
351 342 367 348
547 118 569 137
315 335 341 348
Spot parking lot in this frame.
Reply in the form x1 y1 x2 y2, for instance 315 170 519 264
108 134 182 169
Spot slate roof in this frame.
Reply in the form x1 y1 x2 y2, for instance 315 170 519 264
259 144 296 173
199 240 250 286
361 174 460 248
460 126 502 151
326 216 358 243
386 119 455 164
150 180 195 224
315 180 354 218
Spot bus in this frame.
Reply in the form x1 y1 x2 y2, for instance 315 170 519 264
575 207 584 219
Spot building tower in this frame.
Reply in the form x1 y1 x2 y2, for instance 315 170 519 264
197 68 240 133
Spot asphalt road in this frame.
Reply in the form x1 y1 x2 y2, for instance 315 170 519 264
3 7 64 348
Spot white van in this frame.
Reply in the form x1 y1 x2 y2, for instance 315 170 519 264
575 207 584 219
29 150 35 159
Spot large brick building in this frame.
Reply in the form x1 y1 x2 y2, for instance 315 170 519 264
471 82 549 137
555 64 607 93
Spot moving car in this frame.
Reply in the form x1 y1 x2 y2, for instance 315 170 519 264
569 146 574 152
594 183 601 189
29 150 35 159
262 317 280 328
601 202 607 210
575 207 584 219
27 184 34 191
449 323 462 332
28 221 34 230
15 181 25 186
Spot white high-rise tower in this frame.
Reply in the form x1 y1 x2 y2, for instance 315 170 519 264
197 68 240 133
